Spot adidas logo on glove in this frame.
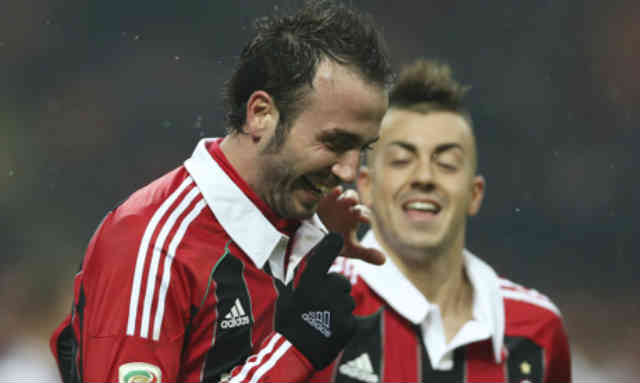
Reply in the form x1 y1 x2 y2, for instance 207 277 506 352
301 310 331 338
220 298 250 329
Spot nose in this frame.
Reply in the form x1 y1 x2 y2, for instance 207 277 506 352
411 158 436 189
331 149 360 183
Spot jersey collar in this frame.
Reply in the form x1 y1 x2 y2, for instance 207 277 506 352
184 138 327 282
356 231 505 366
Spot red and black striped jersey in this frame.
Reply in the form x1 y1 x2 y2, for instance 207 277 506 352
311 231 572 383
50 138 325 382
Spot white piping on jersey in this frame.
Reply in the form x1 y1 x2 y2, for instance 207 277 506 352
229 333 284 383
500 288 560 316
249 337 293 383
499 278 560 316
152 198 207 340
127 176 194 336
139 186 201 338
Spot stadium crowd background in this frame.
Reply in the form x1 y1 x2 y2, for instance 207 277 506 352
1 0 638 380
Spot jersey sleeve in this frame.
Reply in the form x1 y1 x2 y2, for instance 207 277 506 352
224 332 315 383
544 315 572 383
52 209 194 382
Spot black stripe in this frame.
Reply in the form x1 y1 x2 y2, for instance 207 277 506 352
416 324 465 382
74 286 85 380
202 254 254 382
504 336 544 382
56 286 85 383
180 305 199 361
334 310 383 383
56 324 81 383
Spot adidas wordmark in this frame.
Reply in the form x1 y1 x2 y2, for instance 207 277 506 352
220 298 250 329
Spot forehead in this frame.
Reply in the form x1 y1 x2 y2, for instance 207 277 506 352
378 109 473 152
302 60 388 135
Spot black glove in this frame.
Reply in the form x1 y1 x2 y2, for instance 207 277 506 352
274 233 356 370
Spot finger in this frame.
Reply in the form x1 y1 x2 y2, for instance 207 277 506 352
324 186 343 202
341 245 386 265
299 233 344 288
337 188 359 203
350 205 372 224
325 273 352 294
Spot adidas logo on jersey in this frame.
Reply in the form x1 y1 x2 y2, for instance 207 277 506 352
301 310 331 338
220 298 250 329
339 353 379 383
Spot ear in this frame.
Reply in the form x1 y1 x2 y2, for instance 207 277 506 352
244 90 279 142
467 174 485 216
356 166 374 207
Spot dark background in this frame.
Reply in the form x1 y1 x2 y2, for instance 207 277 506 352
1 0 638 379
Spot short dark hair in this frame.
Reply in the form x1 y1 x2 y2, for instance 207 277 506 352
389 59 471 122
224 0 392 135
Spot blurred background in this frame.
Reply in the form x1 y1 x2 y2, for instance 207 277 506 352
1 0 638 380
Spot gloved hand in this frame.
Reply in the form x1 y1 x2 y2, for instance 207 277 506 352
274 233 356 370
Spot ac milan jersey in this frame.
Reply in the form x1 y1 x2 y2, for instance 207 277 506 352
50 138 326 382
310 231 572 382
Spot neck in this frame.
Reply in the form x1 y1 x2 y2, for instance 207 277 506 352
379 233 474 342
219 133 261 192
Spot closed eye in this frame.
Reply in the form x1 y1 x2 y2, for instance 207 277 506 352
436 161 458 171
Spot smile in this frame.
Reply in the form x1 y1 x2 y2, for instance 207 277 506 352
301 176 330 196
402 199 442 221
403 201 441 213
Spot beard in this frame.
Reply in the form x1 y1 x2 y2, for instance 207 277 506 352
256 127 307 219
255 123 338 220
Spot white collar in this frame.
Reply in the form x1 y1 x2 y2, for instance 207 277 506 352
184 138 327 283
356 231 505 368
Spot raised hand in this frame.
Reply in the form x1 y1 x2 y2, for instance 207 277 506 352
316 186 385 265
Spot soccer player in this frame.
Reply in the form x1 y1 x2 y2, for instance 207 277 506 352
49 1 393 382
310 59 572 382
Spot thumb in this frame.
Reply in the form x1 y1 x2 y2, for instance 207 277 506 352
298 233 344 290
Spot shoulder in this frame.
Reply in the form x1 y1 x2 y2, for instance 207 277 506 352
83 166 220 282
329 256 361 285
499 278 562 317
499 277 567 340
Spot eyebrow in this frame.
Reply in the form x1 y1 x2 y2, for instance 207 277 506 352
388 141 465 155
323 129 380 148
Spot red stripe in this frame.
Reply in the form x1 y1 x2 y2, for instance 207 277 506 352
383 310 420 382
466 340 505 382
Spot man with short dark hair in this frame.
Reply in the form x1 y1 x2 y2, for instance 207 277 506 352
310 59 572 382
50 1 392 381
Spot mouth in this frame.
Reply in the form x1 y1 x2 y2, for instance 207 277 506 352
300 176 331 197
402 199 442 220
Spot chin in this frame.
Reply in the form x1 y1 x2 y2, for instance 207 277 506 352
395 233 442 252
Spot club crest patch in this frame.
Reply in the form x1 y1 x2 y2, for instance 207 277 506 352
119 362 162 382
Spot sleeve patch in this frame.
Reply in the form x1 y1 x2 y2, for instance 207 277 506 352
119 362 162 383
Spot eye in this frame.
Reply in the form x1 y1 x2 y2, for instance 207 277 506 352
325 140 346 153
433 151 461 172
388 155 412 167
437 161 458 171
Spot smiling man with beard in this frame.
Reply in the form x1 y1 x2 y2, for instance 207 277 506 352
50 1 393 382
310 59 572 382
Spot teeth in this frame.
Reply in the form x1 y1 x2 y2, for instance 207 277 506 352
406 201 438 212
314 183 329 195
306 178 329 195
